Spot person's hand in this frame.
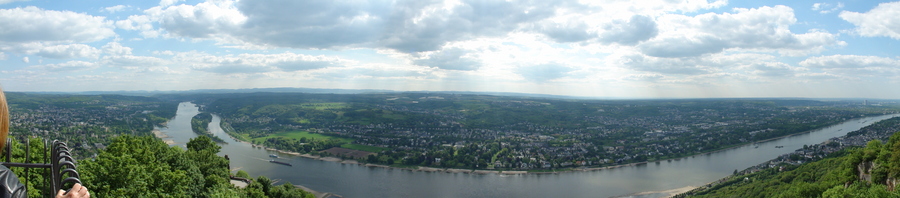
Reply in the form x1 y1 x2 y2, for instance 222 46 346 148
55 183 89 198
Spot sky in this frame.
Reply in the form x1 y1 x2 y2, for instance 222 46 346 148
1 0 899 98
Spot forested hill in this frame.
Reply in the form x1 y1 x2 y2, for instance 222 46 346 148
680 126 900 197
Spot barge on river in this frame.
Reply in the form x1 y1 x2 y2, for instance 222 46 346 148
269 160 292 166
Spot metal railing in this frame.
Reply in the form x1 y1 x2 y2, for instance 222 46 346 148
1 138 82 196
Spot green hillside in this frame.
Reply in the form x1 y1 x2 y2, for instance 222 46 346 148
681 132 900 198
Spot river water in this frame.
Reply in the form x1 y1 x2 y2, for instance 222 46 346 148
157 102 898 198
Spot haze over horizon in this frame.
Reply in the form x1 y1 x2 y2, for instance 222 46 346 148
1 0 900 98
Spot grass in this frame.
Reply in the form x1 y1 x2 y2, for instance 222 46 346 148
229 132 252 142
341 144 389 152
252 131 353 144
299 102 348 110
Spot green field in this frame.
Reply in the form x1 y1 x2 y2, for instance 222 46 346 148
340 144 390 152
299 102 348 110
253 131 353 143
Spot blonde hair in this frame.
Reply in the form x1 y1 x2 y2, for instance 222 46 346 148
0 87 7 150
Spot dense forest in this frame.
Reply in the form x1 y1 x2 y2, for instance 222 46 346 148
681 131 900 197
79 135 313 197
191 112 225 143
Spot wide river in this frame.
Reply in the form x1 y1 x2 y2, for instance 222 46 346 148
158 102 898 198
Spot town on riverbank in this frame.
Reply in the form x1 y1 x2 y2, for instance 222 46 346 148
194 92 900 172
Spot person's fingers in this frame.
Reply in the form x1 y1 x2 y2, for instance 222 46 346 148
56 189 66 197
72 183 89 198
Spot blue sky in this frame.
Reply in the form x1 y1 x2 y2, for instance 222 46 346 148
1 0 900 98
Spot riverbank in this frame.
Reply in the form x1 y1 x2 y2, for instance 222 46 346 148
222 114 897 177
219 117 866 177
295 184 341 198
611 186 697 198
152 129 176 145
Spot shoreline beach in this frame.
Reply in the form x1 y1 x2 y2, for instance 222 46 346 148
610 186 697 198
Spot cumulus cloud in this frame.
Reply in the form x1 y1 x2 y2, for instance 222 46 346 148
840 2 900 40
616 52 793 76
159 0 182 7
747 62 804 77
621 73 664 81
0 7 114 59
413 48 481 71
102 42 133 55
811 2 844 14
800 55 900 68
115 15 160 38
177 52 346 74
30 61 97 72
33 44 101 59
316 65 432 79
141 0 570 52
0 6 114 45
639 6 840 57
800 55 900 78
0 0 28 5
102 55 168 67
233 0 387 49
516 63 573 82
598 15 658 45
617 54 710 74
579 0 727 14
538 20 595 43
21 57 28 63
102 5 130 13
381 0 561 52
146 0 246 39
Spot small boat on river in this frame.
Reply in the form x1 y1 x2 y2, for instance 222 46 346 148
269 154 278 158
270 160 292 166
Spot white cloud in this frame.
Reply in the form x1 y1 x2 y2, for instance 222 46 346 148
597 15 659 45
29 61 97 72
516 63 574 82
33 44 101 59
0 0 28 5
840 2 900 40
315 65 433 80
811 2 844 14
174 52 347 74
746 62 805 77
577 0 727 15
613 51 807 80
21 56 28 63
146 0 246 39
160 0 183 7
102 5 130 13
800 55 900 78
115 15 160 38
413 47 482 71
102 55 168 68
0 7 114 45
800 55 900 68
102 42 133 55
639 6 840 58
